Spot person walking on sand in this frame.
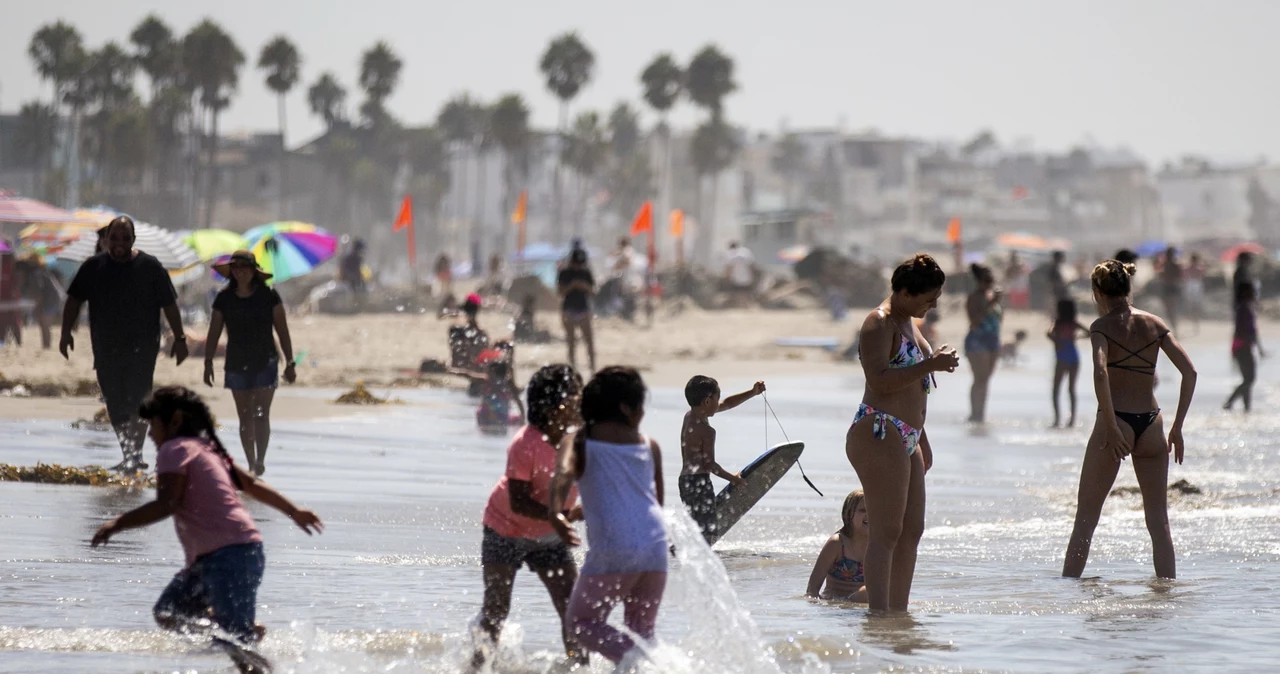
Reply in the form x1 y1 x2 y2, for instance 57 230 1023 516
1062 260 1196 580
1224 281 1264 413
557 248 596 373
847 254 959 611
91 386 322 674
61 216 188 473
203 251 296 476
549 367 667 669
964 263 1003 423
725 241 756 308
1159 246 1183 333
473 364 586 669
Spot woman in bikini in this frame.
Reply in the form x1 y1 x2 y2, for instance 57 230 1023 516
964 263 1003 423
847 254 960 611
1062 260 1197 579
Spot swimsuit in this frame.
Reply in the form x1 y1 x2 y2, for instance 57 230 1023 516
853 331 930 455
965 302 1002 354
1052 323 1079 367
1093 329 1167 442
827 537 865 584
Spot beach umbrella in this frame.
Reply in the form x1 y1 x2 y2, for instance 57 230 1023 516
57 221 200 270
245 226 338 283
1134 240 1168 257
0 190 82 223
243 220 321 244
1221 242 1265 263
183 229 249 261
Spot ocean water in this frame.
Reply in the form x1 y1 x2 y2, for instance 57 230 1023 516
1 341 1277 673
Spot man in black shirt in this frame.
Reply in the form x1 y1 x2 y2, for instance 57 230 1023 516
60 216 189 472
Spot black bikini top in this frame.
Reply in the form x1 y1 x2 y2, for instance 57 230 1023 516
1091 330 1168 375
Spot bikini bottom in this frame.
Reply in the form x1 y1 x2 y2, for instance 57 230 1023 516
1112 409 1161 443
854 403 921 455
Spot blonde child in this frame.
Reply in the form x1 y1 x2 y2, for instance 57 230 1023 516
805 490 869 602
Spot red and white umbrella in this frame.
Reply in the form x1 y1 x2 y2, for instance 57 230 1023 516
0 190 82 223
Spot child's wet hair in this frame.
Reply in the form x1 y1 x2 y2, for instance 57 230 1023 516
526 364 583 430
891 254 946 295
581 366 646 428
684 375 719 407
1091 259 1136 298
1055 298 1077 324
463 293 481 316
839 489 866 537
138 386 242 488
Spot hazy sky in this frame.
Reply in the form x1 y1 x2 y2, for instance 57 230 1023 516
3 0 1277 164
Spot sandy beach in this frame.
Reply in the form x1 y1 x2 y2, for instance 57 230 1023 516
0 293 1259 425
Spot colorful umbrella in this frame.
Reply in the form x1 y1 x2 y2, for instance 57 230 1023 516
0 190 82 223
243 221 322 243
57 221 200 271
1221 242 1265 263
183 229 249 261
245 226 338 283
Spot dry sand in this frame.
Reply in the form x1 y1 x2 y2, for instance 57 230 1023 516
0 294 1259 424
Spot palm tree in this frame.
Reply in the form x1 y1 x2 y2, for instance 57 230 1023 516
84 42 138 194
129 15 182 191
129 15 177 98
28 21 86 205
358 41 402 127
685 45 738 263
490 93 530 255
561 111 607 236
258 36 301 217
16 102 59 198
437 94 482 250
407 127 452 253
307 73 347 129
182 19 245 227
640 53 683 235
607 102 640 158
690 117 739 263
771 133 808 208
539 32 595 244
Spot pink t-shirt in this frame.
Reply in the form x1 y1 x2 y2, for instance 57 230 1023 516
156 437 263 567
482 424 578 539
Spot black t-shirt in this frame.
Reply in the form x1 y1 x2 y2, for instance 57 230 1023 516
557 267 595 313
67 251 177 363
213 285 283 372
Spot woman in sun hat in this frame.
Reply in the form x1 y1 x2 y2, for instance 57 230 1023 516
204 250 296 476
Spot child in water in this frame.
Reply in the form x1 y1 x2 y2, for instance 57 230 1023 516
90 386 323 673
1048 299 1089 427
549 366 668 670
451 345 525 434
680 375 765 542
805 490 868 603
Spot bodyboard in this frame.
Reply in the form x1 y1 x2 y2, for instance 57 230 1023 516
708 441 805 545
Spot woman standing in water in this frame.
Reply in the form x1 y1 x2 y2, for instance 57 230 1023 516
204 251 295 476
557 248 597 374
474 364 586 668
1062 260 1196 579
1224 281 1264 413
847 254 959 611
964 263 1003 423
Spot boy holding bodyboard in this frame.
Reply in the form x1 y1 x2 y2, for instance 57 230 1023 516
680 376 766 542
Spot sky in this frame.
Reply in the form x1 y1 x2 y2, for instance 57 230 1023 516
3 0 1278 165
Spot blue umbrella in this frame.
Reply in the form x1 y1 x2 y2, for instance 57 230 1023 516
1134 240 1168 257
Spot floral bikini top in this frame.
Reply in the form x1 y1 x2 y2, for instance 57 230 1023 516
890 332 935 394
828 537 865 584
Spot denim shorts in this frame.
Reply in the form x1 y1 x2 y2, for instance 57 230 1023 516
481 526 573 572
154 542 265 644
225 358 279 391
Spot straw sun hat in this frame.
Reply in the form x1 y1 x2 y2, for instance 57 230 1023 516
213 249 273 281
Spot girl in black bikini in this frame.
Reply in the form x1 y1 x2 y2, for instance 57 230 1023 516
1062 260 1197 580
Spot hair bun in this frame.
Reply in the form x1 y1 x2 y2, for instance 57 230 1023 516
1122 262 1137 277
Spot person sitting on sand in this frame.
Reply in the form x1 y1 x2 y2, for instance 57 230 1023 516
474 364 586 669
680 375 764 542
1048 299 1089 428
999 330 1028 365
513 294 552 344
90 386 323 674
1062 259 1196 580
449 294 490 397
806 489 869 603
549 367 668 670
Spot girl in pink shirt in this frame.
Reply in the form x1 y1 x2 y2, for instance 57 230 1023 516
91 386 322 672
474 364 585 669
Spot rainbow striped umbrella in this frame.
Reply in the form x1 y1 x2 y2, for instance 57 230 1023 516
242 222 338 283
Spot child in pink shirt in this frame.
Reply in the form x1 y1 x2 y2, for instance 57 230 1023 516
92 386 322 672
475 364 585 668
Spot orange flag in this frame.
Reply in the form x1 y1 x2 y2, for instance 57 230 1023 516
669 208 684 238
946 217 961 243
394 195 413 232
511 190 527 224
630 201 653 236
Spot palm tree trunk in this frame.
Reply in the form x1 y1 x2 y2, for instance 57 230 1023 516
693 172 704 265
552 102 567 245
278 94 288 219
204 108 221 228
474 146 487 272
